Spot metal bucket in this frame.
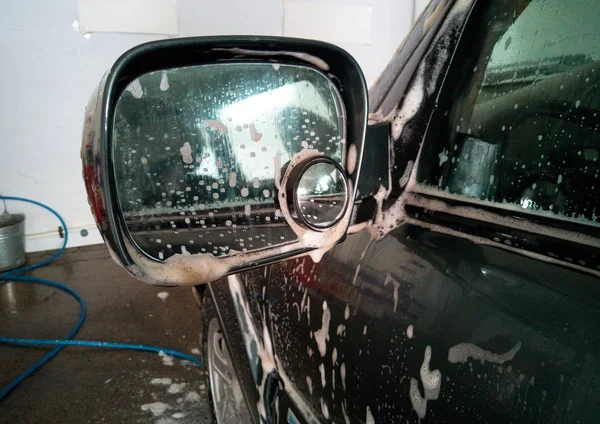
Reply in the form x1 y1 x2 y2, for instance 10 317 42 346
0 213 26 272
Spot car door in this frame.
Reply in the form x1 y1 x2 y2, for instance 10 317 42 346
265 0 600 423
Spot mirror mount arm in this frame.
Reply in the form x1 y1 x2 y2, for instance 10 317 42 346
355 123 390 200
350 123 391 226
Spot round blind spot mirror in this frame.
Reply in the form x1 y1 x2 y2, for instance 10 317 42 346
296 161 348 230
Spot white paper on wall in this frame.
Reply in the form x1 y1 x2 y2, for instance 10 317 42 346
77 0 178 36
283 0 372 45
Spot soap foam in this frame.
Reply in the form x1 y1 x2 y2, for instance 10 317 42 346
448 341 522 365
314 300 331 357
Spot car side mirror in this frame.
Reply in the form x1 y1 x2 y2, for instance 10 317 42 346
81 37 368 286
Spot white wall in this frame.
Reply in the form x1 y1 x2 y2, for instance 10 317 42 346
0 0 413 252
414 0 431 21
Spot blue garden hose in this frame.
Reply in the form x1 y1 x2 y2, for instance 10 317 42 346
0 196 202 402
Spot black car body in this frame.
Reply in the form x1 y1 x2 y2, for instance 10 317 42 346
201 0 600 422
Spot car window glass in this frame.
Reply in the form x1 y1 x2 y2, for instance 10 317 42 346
418 0 600 226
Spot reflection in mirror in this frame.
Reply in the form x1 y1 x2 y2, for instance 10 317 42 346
113 63 345 261
296 162 347 229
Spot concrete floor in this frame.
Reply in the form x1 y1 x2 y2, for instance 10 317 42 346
0 244 212 424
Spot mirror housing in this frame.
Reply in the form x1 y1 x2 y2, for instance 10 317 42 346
81 36 368 285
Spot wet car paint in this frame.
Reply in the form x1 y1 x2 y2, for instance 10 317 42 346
266 226 600 423
207 0 600 422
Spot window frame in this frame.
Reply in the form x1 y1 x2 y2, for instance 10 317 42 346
407 0 600 274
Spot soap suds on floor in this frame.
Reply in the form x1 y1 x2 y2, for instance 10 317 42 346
141 402 170 417
141 375 209 423
167 382 187 394
185 391 202 403
159 351 175 366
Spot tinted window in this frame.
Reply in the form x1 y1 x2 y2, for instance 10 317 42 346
419 0 600 226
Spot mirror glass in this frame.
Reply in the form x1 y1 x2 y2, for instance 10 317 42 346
296 162 347 229
113 63 345 261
